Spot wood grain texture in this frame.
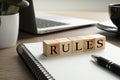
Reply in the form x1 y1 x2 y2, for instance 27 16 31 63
43 39 60 57
56 38 72 54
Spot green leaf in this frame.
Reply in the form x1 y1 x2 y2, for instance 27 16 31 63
4 0 22 4
6 5 19 15
0 0 4 15
0 3 2 15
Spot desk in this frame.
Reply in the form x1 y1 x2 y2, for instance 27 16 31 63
0 11 120 80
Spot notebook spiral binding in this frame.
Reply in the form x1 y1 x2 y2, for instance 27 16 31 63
17 44 55 80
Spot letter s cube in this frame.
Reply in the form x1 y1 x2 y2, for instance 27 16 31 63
90 34 106 50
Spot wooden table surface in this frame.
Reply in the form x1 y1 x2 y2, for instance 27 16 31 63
0 11 120 80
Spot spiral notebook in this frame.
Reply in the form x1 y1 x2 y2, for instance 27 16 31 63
16 42 120 80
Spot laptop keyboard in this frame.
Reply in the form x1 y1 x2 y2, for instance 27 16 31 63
36 18 68 28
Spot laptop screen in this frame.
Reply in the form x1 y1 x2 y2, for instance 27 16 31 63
19 0 37 34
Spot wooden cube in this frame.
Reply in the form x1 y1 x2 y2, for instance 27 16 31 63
81 35 95 52
43 39 60 57
56 38 72 54
68 37 83 53
90 34 106 50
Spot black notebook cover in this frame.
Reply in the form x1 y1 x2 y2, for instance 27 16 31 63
16 43 55 80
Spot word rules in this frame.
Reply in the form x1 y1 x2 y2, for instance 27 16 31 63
43 34 106 57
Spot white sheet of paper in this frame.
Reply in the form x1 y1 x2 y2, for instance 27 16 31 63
24 42 120 80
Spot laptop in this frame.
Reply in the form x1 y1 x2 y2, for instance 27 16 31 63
19 0 97 34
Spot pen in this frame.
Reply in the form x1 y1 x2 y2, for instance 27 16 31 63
91 55 120 76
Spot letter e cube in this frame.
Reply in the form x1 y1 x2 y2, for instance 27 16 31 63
81 36 95 51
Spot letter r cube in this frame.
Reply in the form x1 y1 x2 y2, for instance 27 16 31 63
43 39 60 57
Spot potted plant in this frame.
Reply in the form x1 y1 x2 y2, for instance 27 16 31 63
0 0 29 49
